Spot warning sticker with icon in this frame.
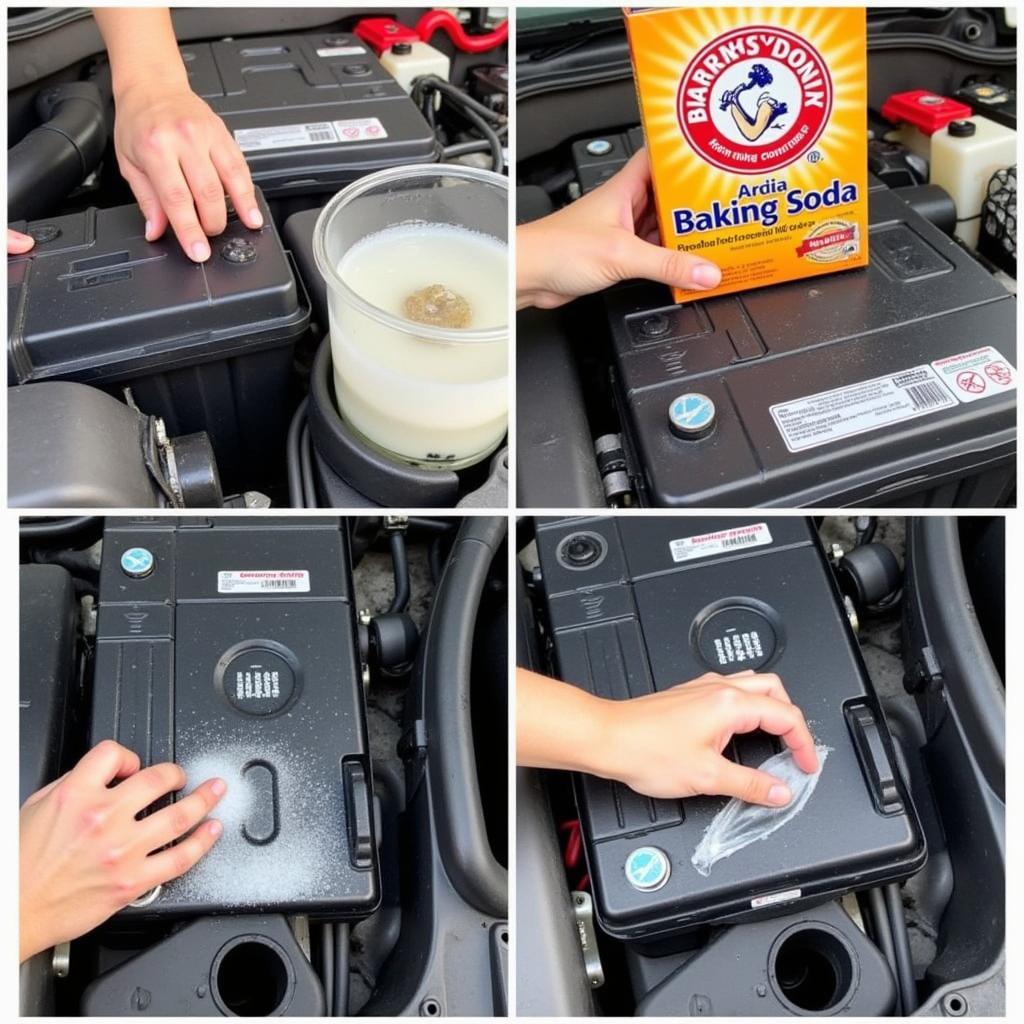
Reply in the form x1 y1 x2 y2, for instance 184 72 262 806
931 346 1017 404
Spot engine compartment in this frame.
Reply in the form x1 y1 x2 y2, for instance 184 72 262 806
20 514 508 1016
515 8 1017 509
7 8 509 510
517 515 1005 1016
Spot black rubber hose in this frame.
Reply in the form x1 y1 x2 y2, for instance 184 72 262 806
865 887 902 1014
8 81 107 221
320 920 334 1013
299 423 317 508
332 922 350 1017
885 883 918 1014
20 516 102 540
387 531 410 614
286 399 307 509
419 516 508 917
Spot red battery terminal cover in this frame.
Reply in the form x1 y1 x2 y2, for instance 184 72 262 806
354 17 419 54
880 90 973 135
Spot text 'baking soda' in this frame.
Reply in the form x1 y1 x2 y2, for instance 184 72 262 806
624 7 869 302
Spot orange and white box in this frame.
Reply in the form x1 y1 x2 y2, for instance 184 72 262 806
624 7 869 302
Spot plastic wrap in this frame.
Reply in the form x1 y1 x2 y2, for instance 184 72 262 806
692 744 831 876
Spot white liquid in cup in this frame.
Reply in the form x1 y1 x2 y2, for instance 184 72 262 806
330 222 508 467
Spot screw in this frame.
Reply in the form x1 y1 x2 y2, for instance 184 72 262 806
221 237 257 264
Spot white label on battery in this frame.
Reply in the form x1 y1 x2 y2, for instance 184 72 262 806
233 116 387 152
218 570 310 594
930 346 1017 404
331 117 388 142
770 365 957 453
751 888 802 909
234 123 341 152
316 45 366 57
669 523 772 563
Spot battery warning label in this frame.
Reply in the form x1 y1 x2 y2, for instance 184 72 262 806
234 117 387 152
670 523 772 563
930 346 1016 404
771 348 1016 453
218 570 311 594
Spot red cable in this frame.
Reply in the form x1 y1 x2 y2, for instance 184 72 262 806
415 10 508 53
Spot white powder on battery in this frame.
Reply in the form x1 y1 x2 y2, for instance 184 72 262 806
163 735 358 908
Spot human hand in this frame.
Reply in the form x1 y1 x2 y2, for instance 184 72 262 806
20 740 225 962
112 80 262 261
588 671 819 804
8 229 35 255
516 148 721 309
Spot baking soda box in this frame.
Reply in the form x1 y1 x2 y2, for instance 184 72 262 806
624 7 868 302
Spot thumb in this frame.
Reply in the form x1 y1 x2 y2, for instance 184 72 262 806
7 228 35 255
709 758 793 807
612 232 722 292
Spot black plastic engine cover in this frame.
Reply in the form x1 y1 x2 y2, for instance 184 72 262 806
90 517 378 919
606 181 1016 507
181 31 438 195
535 516 925 941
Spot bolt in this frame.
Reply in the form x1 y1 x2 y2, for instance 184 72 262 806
221 237 257 264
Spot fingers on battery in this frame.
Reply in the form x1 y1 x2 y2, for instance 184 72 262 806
7 228 35 254
138 777 227 851
618 236 722 291
120 162 168 243
722 671 794 705
212 140 262 230
726 693 820 774
146 158 212 262
181 149 229 238
76 739 142 789
115 761 187 814
140 814 224 889
709 759 794 807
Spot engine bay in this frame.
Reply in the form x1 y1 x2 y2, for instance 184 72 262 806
20 514 509 1016
515 7 1017 509
7 7 509 510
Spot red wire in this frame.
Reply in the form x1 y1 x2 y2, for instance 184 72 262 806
415 10 508 53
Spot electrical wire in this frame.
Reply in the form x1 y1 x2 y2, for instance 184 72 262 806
885 883 918 1014
388 531 410 613
864 887 901 1014
320 920 334 1013
332 922 350 1016
415 10 508 53
299 423 317 508
286 399 308 509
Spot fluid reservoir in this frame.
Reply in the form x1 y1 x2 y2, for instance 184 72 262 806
313 165 508 470
380 41 451 98
930 117 1017 247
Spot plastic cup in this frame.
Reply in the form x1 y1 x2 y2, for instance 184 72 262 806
313 165 508 470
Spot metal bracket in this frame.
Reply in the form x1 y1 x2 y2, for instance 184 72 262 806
571 890 605 989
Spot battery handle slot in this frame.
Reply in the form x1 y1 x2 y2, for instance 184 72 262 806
845 703 904 814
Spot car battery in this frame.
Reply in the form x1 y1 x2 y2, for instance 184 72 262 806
90 517 378 919
603 177 1016 508
534 516 926 941
7 190 309 493
179 31 439 196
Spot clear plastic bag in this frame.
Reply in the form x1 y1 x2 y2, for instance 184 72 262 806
692 744 831 877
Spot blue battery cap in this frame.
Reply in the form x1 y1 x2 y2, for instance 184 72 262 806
624 846 671 892
120 546 155 579
668 392 716 438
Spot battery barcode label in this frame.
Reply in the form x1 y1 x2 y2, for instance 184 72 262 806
218 570 311 594
670 523 772 563
234 117 387 152
771 364 957 453
904 382 951 410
